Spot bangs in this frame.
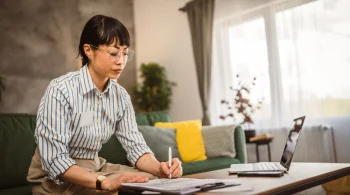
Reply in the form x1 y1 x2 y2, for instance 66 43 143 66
98 17 130 47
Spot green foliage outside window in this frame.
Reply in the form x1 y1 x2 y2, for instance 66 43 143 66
132 62 176 112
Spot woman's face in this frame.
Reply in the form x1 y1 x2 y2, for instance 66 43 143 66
86 39 129 80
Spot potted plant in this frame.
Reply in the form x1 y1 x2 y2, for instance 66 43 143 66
0 76 5 103
132 62 176 112
219 74 264 143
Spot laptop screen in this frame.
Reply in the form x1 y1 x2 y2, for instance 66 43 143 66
280 116 306 170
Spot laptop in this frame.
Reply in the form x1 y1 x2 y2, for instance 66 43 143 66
229 116 306 173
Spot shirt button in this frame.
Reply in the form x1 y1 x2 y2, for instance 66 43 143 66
96 119 99 123
97 137 101 142
97 100 101 105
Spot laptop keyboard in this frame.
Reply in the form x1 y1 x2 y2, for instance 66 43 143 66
253 163 280 170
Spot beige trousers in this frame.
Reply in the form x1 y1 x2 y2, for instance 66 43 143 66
27 148 156 195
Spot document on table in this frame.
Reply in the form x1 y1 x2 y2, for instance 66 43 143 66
208 179 254 192
121 178 240 195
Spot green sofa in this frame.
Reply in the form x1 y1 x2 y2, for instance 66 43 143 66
0 112 246 194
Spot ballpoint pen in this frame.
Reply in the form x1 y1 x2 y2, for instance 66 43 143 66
168 147 172 179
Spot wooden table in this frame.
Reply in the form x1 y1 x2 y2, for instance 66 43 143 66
183 162 350 195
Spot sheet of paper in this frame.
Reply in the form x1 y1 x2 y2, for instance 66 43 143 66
141 191 160 194
122 178 240 194
140 179 251 194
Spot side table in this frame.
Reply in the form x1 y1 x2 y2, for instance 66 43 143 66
247 138 273 162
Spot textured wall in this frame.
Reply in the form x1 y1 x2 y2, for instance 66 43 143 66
134 0 203 121
0 0 136 114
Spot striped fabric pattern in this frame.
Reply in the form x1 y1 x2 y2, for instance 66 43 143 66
35 65 151 184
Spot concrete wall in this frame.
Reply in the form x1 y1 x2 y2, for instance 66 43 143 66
134 0 203 121
0 0 136 113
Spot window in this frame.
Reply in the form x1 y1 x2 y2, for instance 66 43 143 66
229 18 271 120
276 0 350 118
213 0 350 127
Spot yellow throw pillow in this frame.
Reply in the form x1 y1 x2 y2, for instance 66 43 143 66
155 120 207 162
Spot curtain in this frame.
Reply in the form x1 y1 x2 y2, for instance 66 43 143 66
209 19 235 126
275 0 350 125
211 0 350 129
210 0 271 127
182 0 215 125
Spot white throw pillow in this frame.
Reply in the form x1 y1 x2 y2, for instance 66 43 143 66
201 125 236 158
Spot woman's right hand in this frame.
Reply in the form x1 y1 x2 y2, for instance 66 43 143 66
102 173 149 192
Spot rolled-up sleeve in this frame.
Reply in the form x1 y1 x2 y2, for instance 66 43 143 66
35 81 76 185
115 90 152 166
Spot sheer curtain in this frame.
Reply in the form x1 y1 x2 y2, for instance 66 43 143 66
210 0 350 130
276 0 350 124
209 20 234 126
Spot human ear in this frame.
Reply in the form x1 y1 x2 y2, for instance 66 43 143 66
83 44 93 59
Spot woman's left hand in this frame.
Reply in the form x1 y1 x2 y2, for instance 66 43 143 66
159 158 182 178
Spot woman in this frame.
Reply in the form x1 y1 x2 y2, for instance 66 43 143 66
27 15 182 194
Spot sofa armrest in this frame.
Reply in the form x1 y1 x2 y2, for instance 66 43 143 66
234 126 247 163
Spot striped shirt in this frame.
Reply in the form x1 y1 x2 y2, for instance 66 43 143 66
35 65 151 184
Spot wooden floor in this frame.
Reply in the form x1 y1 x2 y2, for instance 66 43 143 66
298 185 326 195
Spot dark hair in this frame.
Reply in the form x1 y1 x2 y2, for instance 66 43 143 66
78 15 130 66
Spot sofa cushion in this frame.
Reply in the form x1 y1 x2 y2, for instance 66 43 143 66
135 111 171 126
147 111 171 126
135 113 150 126
99 135 129 166
155 120 207 163
202 125 236 158
138 126 182 162
0 185 32 195
100 111 171 164
182 157 240 176
0 113 37 189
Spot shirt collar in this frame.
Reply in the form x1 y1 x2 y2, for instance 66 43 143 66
79 65 112 95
